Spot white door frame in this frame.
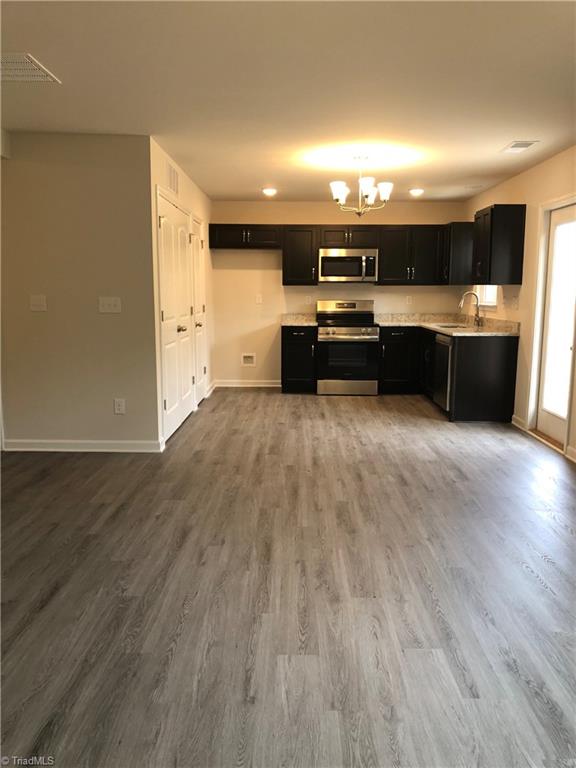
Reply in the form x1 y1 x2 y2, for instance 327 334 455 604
155 186 197 442
527 193 576 456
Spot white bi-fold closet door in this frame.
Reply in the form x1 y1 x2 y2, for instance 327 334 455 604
158 194 196 440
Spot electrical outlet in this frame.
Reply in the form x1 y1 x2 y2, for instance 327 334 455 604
113 398 126 415
99 296 122 313
30 294 47 312
305 295 312 305
406 295 413 305
255 293 263 305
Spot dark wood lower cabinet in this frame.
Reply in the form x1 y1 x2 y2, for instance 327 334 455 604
379 328 421 393
281 326 317 393
420 329 436 398
449 335 519 421
281 324 518 421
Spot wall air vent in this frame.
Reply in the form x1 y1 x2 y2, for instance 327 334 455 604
502 140 539 154
1 53 61 83
241 353 256 367
167 163 179 194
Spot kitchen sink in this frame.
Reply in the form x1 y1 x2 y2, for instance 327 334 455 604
435 323 470 329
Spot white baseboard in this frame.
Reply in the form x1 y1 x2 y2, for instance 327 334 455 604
511 414 528 431
3 438 165 453
205 381 216 398
566 445 576 464
213 380 281 388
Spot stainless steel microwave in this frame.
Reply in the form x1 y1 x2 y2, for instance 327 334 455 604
318 248 378 283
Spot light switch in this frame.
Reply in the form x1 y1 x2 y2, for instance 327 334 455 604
99 296 122 314
30 294 47 312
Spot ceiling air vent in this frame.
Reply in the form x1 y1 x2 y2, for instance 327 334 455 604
502 140 539 154
0 53 61 83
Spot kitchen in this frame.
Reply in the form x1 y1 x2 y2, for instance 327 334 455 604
210 206 524 422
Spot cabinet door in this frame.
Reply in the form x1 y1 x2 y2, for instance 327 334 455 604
282 328 317 393
245 225 282 248
446 222 474 285
420 330 436 398
319 227 348 247
411 226 444 284
282 227 318 285
209 224 247 249
378 226 411 283
348 226 379 248
490 205 526 285
472 210 491 284
379 329 420 393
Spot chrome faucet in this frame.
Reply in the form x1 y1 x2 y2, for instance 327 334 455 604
458 291 483 327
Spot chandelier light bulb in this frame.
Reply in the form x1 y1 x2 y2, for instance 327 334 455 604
377 182 394 201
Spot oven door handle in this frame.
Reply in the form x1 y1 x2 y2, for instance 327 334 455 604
318 336 380 342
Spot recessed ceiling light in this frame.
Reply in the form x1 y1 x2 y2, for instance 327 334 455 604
262 187 277 197
409 188 424 197
502 140 539 154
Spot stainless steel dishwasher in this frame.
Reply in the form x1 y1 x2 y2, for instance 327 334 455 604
433 334 453 411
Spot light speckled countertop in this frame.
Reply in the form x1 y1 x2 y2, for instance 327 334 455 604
281 313 519 337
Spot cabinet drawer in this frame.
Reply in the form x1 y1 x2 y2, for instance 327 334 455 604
282 326 317 342
379 326 419 340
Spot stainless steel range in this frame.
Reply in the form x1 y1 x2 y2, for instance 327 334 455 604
316 300 379 395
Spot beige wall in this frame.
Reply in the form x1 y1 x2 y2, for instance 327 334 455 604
149 138 212 428
464 145 576 457
2 133 159 448
210 201 468 385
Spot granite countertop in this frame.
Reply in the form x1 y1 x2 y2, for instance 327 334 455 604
281 313 317 326
282 312 519 337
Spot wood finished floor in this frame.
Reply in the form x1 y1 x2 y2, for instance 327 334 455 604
2 390 576 768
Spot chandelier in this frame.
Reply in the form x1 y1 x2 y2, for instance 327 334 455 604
329 159 393 217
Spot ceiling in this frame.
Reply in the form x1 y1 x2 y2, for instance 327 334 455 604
2 1 575 201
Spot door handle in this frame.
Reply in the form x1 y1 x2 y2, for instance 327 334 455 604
177 325 187 332
195 322 203 328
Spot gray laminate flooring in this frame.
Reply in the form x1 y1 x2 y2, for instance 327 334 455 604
2 390 576 768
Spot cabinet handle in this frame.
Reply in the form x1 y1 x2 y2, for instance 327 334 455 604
390 332 404 336
411 266 415 280
292 331 305 336
247 229 251 243
406 266 410 280
242 229 246 243
311 344 315 357
312 266 316 280
382 343 386 358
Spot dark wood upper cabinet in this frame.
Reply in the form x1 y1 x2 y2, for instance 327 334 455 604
282 226 318 285
411 225 444 284
209 224 282 249
442 222 474 285
378 226 411 283
472 204 526 284
378 225 443 284
319 226 379 248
